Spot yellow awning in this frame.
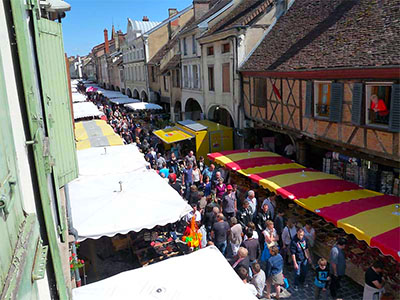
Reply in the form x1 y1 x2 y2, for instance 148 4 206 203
153 127 194 144
75 120 124 150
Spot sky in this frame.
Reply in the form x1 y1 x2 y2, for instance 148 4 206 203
63 0 192 57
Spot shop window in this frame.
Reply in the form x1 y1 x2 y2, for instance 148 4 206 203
207 46 214 56
365 83 391 126
208 66 214 91
254 78 266 107
222 43 230 53
314 81 331 118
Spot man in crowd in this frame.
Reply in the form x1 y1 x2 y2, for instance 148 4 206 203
168 173 182 196
330 237 347 299
282 218 297 264
246 190 257 215
159 162 169 178
211 213 230 256
185 150 196 167
290 228 312 291
237 266 258 297
156 153 166 170
262 193 276 219
185 203 201 223
182 163 193 200
241 229 260 264
251 262 266 299
229 217 242 257
237 200 253 229
222 185 237 219
274 209 285 248
363 260 385 300
202 164 215 182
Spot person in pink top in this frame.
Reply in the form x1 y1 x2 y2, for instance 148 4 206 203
215 177 226 202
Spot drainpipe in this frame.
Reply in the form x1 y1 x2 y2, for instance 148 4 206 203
65 183 82 286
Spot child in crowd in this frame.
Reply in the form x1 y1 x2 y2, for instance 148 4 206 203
314 258 330 300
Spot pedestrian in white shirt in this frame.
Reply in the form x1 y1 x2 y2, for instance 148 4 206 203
246 190 257 214
281 218 297 264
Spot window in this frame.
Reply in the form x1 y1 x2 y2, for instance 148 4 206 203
141 49 144 59
255 78 266 106
183 37 187 55
192 35 197 55
222 63 230 93
207 46 214 56
175 69 180 88
193 65 199 89
151 66 155 82
222 43 230 53
208 66 214 91
183 65 189 88
314 81 332 117
366 83 392 126
163 76 169 91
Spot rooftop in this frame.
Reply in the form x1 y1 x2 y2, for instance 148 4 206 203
241 0 400 72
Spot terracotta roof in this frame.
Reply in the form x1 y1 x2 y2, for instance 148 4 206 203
241 0 400 72
160 54 181 74
180 0 232 35
205 0 273 36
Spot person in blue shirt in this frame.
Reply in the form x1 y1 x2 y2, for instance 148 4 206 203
202 164 215 183
265 245 284 300
314 258 330 300
159 162 169 179
202 175 212 197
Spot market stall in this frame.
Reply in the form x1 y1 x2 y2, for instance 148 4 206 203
74 120 124 150
72 246 258 300
208 149 400 293
71 92 87 103
69 145 192 241
125 102 163 111
73 102 103 120
107 97 140 105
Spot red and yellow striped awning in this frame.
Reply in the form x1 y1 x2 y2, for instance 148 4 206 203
208 149 400 262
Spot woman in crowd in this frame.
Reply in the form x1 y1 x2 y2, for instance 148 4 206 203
215 177 226 202
265 245 284 300
192 164 202 187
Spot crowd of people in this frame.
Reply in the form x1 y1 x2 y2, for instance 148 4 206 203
79 84 388 300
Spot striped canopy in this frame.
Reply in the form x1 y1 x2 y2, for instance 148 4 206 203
75 120 124 150
208 149 400 262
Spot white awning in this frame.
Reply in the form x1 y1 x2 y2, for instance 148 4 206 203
73 102 103 120
69 145 191 241
72 246 258 300
125 102 163 111
71 92 87 103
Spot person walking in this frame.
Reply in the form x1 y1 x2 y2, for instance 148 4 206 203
265 245 284 300
281 218 297 265
222 185 237 219
237 200 254 229
192 164 202 187
303 220 316 264
246 190 257 215
182 163 193 200
241 229 260 265
290 227 312 291
229 217 242 257
251 262 266 299
329 237 347 299
314 258 330 300
363 260 385 300
211 213 230 256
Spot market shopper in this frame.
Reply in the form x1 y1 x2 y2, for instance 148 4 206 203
246 190 257 215
314 258 330 300
229 217 242 257
250 262 266 299
156 153 166 170
241 229 260 264
202 175 212 197
184 150 196 167
260 220 279 262
169 152 178 174
231 247 250 273
185 204 201 223
303 220 316 262
159 162 169 179
329 237 347 299
192 164 202 187
265 245 284 300
290 227 312 291
215 177 226 201
202 164 215 183
211 213 230 256
281 218 297 264
222 185 237 219
274 209 285 247
363 260 385 300
213 171 222 189
236 266 258 297
262 193 276 219
182 163 193 200
237 200 254 229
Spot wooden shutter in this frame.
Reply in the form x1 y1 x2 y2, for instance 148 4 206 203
222 63 230 93
389 84 400 132
351 83 363 125
304 81 313 118
329 82 344 122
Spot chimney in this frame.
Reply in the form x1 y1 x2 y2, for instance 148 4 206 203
193 0 210 21
104 29 109 54
142 16 149 22
168 8 178 17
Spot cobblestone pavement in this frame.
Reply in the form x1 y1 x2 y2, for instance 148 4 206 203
260 264 364 300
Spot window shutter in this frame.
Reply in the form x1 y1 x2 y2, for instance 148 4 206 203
329 82 344 122
351 83 363 125
304 81 313 118
389 84 400 132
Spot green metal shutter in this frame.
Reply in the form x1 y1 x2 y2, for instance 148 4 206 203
10 0 70 298
304 81 313 118
389 84 400 132
0 51 44 299
329 82 344 123
351 83 363 125
34 18 78 187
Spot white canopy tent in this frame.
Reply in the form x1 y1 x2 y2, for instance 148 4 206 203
73 102 103 120
72 246 258 300
125 102 163 111
69 145 191 241
71 92 87 103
